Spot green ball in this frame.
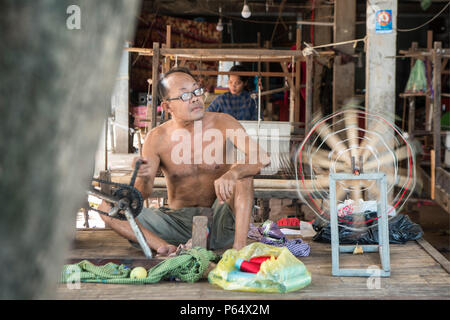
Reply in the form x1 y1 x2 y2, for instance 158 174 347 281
130 267 147 279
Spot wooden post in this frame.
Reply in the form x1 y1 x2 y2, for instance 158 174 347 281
432 41 442 168
333 0 355 114
287 63 295 124
431 149 435 200
408 42 418 137
192 216 208 248
264 40 271 120
425 30 433 131
295 28 301 123
164 25 171 73
151 42 160 129
305 54 313 133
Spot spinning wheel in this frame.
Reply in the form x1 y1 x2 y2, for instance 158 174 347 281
295 106 416 231
295 105 417 277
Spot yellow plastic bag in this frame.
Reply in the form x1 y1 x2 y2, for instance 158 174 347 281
208 242 311 293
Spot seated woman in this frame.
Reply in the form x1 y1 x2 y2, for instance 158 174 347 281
206 64 259 120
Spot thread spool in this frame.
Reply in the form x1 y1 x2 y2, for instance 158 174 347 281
235 258 261 273
249 256 273 265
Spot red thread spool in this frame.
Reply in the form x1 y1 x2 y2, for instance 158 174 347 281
249 256 273 265
235 258 261 273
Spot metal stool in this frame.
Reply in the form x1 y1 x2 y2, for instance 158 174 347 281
329 173 390 277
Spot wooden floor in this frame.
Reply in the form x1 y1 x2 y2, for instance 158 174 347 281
56 229 450 300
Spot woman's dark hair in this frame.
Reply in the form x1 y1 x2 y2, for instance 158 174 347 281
157 67 195 100
229 64 251 91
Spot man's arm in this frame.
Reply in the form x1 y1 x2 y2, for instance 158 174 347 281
134 130 161 200
214 114 270 203
214 114 270 250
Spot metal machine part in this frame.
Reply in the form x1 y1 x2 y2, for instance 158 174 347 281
87 160 153 258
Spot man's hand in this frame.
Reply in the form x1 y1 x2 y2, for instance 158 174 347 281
214 170 238 204
132 157 153 181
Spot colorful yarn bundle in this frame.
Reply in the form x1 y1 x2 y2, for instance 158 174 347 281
234 256 275 274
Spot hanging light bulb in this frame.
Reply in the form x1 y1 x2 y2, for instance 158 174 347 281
216 18 223 32
241 1 251 19
216 6 223 32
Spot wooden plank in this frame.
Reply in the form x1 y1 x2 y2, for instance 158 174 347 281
416 238 450 273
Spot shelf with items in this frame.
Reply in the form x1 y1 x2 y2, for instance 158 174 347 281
398 41 449 170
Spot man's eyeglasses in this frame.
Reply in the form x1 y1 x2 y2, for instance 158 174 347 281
166 87 205 102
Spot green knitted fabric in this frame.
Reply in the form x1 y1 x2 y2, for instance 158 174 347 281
61 247 219 284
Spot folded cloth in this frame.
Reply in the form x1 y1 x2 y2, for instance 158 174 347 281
248 220 311 257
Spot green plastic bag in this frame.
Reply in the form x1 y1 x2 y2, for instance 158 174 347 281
405 59 428 93
208 242 311 293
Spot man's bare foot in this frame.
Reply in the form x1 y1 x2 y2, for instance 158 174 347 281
156 244 177 257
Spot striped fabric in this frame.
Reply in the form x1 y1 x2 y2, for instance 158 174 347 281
248 221 311 257
261 237 311 257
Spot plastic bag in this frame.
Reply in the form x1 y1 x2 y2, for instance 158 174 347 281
208 242 311 293
405 59 428 93
312 213 423 244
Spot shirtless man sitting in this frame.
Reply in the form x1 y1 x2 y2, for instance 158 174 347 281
99 67 270 256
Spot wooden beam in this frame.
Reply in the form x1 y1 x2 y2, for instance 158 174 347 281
190 70 292 78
